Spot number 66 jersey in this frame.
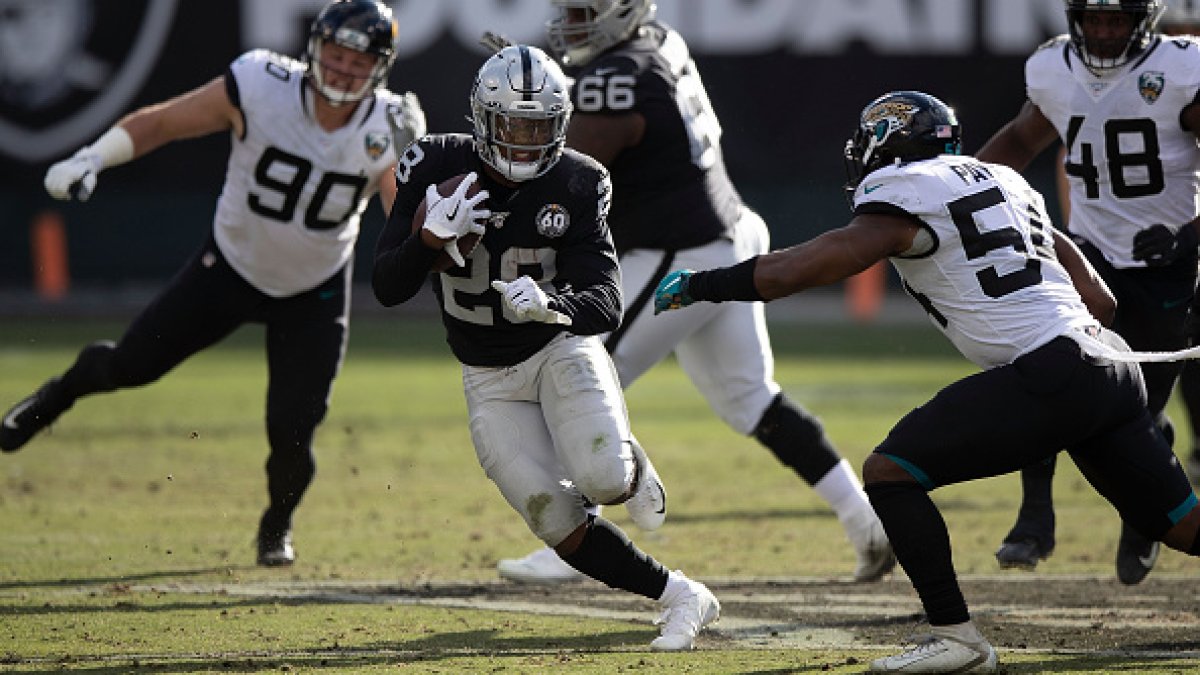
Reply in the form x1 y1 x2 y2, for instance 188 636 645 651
213 49 408 297
854 155 1097 370
1027 34 1200 268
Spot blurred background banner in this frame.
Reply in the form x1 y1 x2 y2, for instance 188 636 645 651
0 0 1066 292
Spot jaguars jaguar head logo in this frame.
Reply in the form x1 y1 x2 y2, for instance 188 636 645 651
1138 71 1165 104
364 131 390 160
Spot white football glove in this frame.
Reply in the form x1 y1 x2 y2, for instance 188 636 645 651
423 172 490 267
491 277 572 326
386 91 427 152
44 151 103 201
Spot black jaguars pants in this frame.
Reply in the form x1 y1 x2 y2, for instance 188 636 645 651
874 332 1195 540
1077 238 1196 416
61 235 350 530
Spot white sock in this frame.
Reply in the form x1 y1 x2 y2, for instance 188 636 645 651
931 621 989 648
657 569 688 603
813 459 871 521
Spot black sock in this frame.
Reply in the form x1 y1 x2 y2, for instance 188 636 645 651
1007 457 1057 546
866 481 969 626
752 394 839 485
560 516 669 600
59 340 119 401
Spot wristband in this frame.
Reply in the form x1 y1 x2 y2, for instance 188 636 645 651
86 126 135 169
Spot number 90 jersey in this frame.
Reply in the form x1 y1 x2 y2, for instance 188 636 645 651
852 155 1098 369
1027 35 1200 268
214 49 406 297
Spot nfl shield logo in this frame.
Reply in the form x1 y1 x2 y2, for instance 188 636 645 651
1139 71 1165 104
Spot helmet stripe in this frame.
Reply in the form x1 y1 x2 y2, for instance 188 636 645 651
519 45 533 101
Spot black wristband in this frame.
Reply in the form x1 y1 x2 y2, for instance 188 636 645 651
686 257 764 303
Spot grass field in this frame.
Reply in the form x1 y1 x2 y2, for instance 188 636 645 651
2 314 1199 673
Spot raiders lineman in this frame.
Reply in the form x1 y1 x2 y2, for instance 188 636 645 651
976 0 1200 584
492 0 894 585
0 0 426 567
372 44 719 651
656 90 1200 674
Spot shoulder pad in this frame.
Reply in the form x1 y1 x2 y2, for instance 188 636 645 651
575 53 639 80
1036 34 1071 52
1166 34 1200 50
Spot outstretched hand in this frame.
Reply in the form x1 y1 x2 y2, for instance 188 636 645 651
44 152 103 202
654 269 696 314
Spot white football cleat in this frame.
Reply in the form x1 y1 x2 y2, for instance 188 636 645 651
844 507 897 582
651 570 720 651
870 623 997 673
625 440 666 531
497 546 584 584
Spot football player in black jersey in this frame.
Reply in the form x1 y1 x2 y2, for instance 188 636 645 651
493 0 895 584
372 44 719 651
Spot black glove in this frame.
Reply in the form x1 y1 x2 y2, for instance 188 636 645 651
1132 223 1199 266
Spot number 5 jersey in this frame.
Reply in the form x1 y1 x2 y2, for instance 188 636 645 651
1027 34 1200 268
214 49 408 297
852 155 1097 370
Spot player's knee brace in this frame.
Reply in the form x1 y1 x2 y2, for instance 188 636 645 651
752 393 839 484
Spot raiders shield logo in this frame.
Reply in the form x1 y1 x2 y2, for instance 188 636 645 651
536 204 570 238
1139 71 1165 104
0 0 179 163
365 131 390 160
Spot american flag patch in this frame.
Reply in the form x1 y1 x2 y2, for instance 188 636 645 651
935 124 953 138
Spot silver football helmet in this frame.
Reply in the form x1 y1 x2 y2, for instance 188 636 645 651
470 45 572 183
1161 0 1200 32
545 0 656 67
1064 0 1165 72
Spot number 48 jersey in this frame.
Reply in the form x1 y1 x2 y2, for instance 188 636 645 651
213 49 406 297
1027 35 1200 268
853 155 1097 370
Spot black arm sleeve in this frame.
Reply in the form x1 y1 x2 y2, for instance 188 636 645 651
686 257 764 303
372 206 441 307
544 224 622 336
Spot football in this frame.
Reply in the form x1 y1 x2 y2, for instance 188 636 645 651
413 173 485 272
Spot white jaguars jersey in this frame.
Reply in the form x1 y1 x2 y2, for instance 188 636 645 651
1027 35 1200 268
213 49 407 297
853 155 1097 369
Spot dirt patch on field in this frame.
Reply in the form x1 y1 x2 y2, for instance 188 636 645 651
149 574 1200 655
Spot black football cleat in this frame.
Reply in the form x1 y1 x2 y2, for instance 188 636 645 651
0 377 72 453
1115 523 1159 586
995 537 1054 570
256 529 295 567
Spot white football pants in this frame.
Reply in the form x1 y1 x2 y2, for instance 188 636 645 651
464 333 636 546
609 207 780 434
